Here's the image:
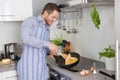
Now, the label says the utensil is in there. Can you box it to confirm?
[57,14,62,29]
[72,16,77,33]
[66,13,71,34]
[76,11,81,27]
[46,50,65,64]
[62,13,66,30]
[54,55,65,64]
[55,52,80,69]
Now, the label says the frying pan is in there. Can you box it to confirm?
[54,52,80,69]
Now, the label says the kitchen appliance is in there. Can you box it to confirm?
[4,43,18,60]
[47,56,107,80]
[58,0,114,8]
[48,66,72,80]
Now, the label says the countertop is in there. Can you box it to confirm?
[46,56,115,80]
[0,57,115,80]
[0,60,17,72]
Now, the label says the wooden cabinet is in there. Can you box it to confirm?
[0,0,33,21]
[1,70,18,80]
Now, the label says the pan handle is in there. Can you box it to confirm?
[53,55,65,64]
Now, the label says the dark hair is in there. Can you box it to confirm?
[42,3,61,14]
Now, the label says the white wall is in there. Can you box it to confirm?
[0,4,114,62]
[0,22,22,51]
[50,6,115,61]
[0,0,59,52]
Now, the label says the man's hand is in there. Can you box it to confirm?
[49,42,58,57]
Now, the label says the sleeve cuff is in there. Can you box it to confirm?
[43,41,49,48]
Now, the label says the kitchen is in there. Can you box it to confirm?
[0,0,119,80]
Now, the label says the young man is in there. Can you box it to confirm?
[17,3,61,80]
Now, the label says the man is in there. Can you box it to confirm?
[17,3,61,80]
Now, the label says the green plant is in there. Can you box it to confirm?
[99,46,115,59]
[50,33,63,46]
[90,3,101,29]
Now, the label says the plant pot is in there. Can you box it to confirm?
[105,57,115,71]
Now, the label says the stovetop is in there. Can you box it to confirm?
[47,56,115,80]
[47,56,105,72]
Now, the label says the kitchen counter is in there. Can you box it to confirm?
[46,56,115,80]
[0,57,115,80]
[0,61,17,72]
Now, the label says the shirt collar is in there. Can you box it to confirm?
[37,15,50,30]
[37,15,44,22]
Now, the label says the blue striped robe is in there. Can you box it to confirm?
[17,16,50,80]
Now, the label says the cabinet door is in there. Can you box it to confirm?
[0,0,33,21]
[2,70,18,80]
[3,77,18,80]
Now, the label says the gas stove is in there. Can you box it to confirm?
[47,56,106,80]
[48,67,73,80]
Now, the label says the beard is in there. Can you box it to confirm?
[44,19,50,26]
[44,16,52,26]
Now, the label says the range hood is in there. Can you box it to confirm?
[58,0,114,8]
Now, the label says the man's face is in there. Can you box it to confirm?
[44,10,60,26]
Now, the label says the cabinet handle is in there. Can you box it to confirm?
[5,75,18,78]
[0,15,14,17]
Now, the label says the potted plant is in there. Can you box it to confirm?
[50,34,63,54]
[50,34,63,46]
[99,46,115,71]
